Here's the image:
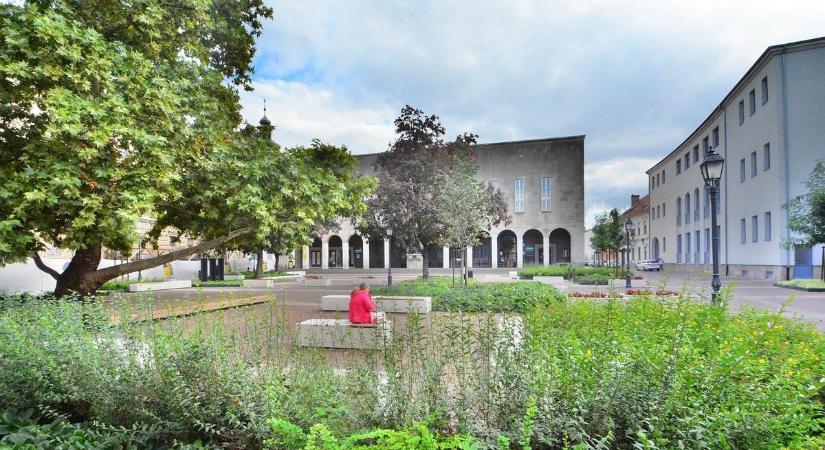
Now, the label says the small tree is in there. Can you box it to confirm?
[436,151,510,286]
[784,160,825,281]
[590,209,623,272]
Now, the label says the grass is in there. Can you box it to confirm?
[517,264,615,279]
[777,279,825,290]
[192,279,244,288]
[237,270,288,278]
[371,276,565,312]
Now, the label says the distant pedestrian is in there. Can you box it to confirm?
[349,283,376,325]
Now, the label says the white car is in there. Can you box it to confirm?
[636,259,663,271]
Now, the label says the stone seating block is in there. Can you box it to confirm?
[534,276,566,284]
[303,278,332,287]
[297,318,392,349]
[243,279,273,289]
[319,295,431,313]
[129,280,191,292]
[509,271,519,279]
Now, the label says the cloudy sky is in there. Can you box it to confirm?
[238,1,825,227]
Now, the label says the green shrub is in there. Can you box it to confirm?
[265,421,477,450]
[193,279,244,288]
[574,273,611,285]
[372,276,565,312]
[100,279,131,291]
[518,265,613,279]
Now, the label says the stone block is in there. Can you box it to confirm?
[303,278,332,287]
[128,280,192,292]
[297,318,392,349]
[243,279,273,289]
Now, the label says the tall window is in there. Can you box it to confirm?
[740,218,746,244]
[763,143,771,171]
[514,179,525,213]
[677,235,682,263]
[761,76,769,104]
[676,197,682,226]
[662,169,666,184]
[751,215,758,242]
[656,173,660,187]
[676,159,682,174]
[764,211,771,241]
[662,203,666,217]
[703,186,710,218]
[751,151,757,177]
[694,230,700,264]
[663,237,666,253]
[701,137,708,155]
[693,145,699,164]
[685,193,691,224]
[686,233,692,263]
[739,100,745,125]
[684,153,690,169]
[740,158,746,182]
[694,188,699,222]
[749,89,756,115]
[540,177,551,212]
[712,127,719,148]
[704,228,710,264]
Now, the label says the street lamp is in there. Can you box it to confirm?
[385,227,393,287]
[700,147,725,305]
[624,219,633,288]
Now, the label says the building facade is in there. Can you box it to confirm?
[620,194,651,264]
[646,37,825,280]
[300,136,586,269]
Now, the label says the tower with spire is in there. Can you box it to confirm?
[258,99,273,139]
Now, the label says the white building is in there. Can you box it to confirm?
[619,194,650,264]
[646,37,825,280]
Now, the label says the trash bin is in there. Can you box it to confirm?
[468,270,474,278]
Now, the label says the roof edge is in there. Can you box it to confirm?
[354,134,586,158]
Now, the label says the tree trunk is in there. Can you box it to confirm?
[821,245,824,282]
[53,244,105,298]
[461,248,467,287]
[422,248,429,278]
[275,254,280,273]
[35,227,254,298]
[254,248,264,279]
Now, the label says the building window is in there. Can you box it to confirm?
[761,76,768,104]
[656,173,660,187]
[694,188,699,222]
[712,127,719,148]
[651,177,655,190]
[694,230,700,264]
[684,153,690,169]
[740,218,746,244]
[685,193,691,224]
[704,228,710,264]
[739,100,745,125]
[703,186,709,219]
[740,158,746,183]
[677,235,682,263]
[662,203,666,217]
[676,159,681,174]
[676,197,682,226]
[763,143,771,171]
[764,211,771,241]
[692,145,699,164]
[749,89,756,115]
[686,233,691,263]
[751,215,758,243]
[663,237,666,253]
[514,179,525,213]
[540,177,551,212]
[661,169,666,184]
[751,151,757,177]
[701,137,709,155]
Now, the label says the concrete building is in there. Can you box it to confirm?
[619,194,651,264]
[300,136,586,270]
[646,37,825,280]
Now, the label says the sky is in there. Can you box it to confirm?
[238,0,825,228]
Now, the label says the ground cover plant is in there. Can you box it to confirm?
[371,276,565,312]
[776,279,825,290]
[1,291,824,449]
[193,279,245,288]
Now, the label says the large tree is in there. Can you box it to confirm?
[436,150,509,285]
[590,209,623,269]
[356,106,483,277]
[0,2,372,296]
[784,160,825,281]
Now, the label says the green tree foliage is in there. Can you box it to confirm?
[436,151,509,285]
[0,1,372,296]
[590,208,623,268]
[358,106,505,277]
[784,160,825,281]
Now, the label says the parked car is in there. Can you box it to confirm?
[636,259,663,271]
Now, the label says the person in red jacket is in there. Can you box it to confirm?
[349,283,377,325]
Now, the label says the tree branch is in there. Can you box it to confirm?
[32,253,60,280]
[94,227,254,281]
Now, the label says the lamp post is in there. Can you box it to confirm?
[385,227,393,287]
[624,219,633,288]
[700,147,725,305]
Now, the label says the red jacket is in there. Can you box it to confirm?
[349,290,376,324]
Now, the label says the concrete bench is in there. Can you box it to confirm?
[320,295,432,313]
[304,278,332,287]
[508,271,519,279]
[297,318,392,349]
[129,280,191,292]
[243,279,273,289]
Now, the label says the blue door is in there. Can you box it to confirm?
[794,246,814,278]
